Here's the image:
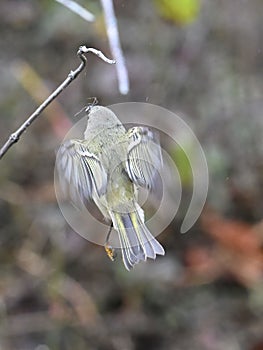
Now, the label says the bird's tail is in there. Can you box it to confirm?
[109,204,165,270]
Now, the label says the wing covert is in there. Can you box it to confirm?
[56,139,107,205]
[126,127,163,189]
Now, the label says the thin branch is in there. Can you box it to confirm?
[12,60,72,139]
[0,46,115,160]
[55,0,95,22]
[100,0,130,95]
[79,46,116,64]
[55,0,129,95]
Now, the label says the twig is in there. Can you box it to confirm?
[79,46,116,64]
[100,0,130,95]
[55,0,95,22]
[12,60,72,138]
[0,46,115,160]
[55,0,129,94]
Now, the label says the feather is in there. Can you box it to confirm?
[56,139,107,207]
[126,127,163,190]
[110,204,165,270]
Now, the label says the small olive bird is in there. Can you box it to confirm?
[56,105,165,270]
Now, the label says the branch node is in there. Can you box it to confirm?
[68,70,75,79]
[10,133,19,143]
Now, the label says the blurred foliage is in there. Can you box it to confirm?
[0,0,263,349]
[171,144,193,186]
[154,0,200,25]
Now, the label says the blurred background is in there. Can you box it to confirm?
[0,0,263,349]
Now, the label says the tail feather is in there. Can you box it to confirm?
[110,205,165,270]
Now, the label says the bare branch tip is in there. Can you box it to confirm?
[77,46,115,65]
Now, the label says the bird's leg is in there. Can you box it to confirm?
[104,223,116,261]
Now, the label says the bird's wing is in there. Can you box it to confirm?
[56,139,107,206]
[125,127,163,190]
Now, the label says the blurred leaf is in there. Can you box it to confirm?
[154,0,200,25]
[170,144,192,186]
[200,209,263,287]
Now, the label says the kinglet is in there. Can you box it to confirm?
[56,105,165,270]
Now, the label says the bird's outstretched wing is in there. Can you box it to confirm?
[126,127,163,190]
[56,139,107,206]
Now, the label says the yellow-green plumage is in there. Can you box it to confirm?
[57,105,165,270]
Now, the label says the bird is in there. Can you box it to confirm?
[56,105,165,270]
